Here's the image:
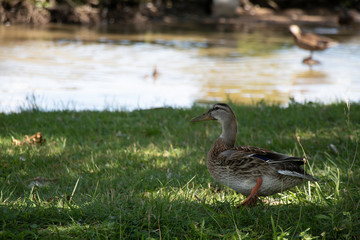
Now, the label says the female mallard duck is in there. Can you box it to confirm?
[289,25,337,64]
[191,103,317,206]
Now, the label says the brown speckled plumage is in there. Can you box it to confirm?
[191,103,318,205]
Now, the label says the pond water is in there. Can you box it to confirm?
[0,22,360,112]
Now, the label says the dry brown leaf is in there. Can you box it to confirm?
[12,132,46,146]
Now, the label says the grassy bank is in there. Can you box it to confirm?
[0,102,359,239]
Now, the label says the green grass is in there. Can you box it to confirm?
[0,101,359,239]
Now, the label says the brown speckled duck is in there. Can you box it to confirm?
[191,103,317,206]
[289,25,337,64]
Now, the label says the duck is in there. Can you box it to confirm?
[191,103,317,206]
[289,25,337,63]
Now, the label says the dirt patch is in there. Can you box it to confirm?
[48,4,99,24]
[233,10,338,27]
[0,0,50,24]
[0,0,99,25]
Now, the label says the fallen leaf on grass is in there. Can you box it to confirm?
[12,132,46,146]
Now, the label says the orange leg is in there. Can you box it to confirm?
[241,177,263,207]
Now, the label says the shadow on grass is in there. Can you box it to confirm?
[1,188,357,239]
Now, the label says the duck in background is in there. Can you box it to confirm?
[289,25,338,65]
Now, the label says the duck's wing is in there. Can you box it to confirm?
[219,146,317,181]
[302,33,337,49]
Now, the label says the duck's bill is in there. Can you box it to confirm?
[190,113,214,122]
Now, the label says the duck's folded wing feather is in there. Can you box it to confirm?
[302,33,337,48]
[233,146,305,164]
[220,146,317,181]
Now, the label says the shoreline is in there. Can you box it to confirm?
[0,0,341,28]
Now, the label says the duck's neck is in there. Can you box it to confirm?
[207,118,237,163]
[219,116,237,148]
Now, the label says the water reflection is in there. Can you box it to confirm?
[0,23,359,112]
[295,70,328,83]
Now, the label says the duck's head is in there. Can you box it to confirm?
[191,103,238,146]
[191,103,235,124]
[289,25,301,38]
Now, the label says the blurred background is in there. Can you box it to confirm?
[1,0,360,112]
